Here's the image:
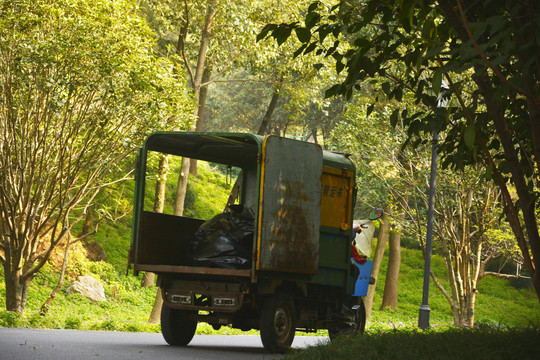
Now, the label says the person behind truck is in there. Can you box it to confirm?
[351,224,367,264]
[351,208,383,264]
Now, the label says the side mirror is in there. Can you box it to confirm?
[368,208,383,221]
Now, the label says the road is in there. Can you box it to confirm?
[0,328,328,360]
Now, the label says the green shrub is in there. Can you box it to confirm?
[0,310,21,327]
[64,316,82,329]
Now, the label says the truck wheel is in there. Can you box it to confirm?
[161,303,197,346]
[328,297,366,340]
[259,294,296,353]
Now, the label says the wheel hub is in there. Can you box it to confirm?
[274,307,290,338]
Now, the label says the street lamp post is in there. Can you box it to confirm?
[418,81,450,330]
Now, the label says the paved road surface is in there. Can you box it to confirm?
[0,328,328,360]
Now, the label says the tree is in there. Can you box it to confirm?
[364,211,389,318]
[141,154,170,289]
[140,0,222,320]
[144,153,170,323]
[0,0,194,313]
[331,88,411,314]
[261,0,540,302]
[380,192,406,311]
[331,83,521,325]
[142,0,259,215]
[432,172,500,326]
[403,164,505,327]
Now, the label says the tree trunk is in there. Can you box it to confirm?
[148,288,163,324]
[438,0,540,302]
[258,90,280,136]
[4,268,23,314]
[226,90,280,206]
[381,193,406,310]
[146,154,171,318]
[150,2,217,323]
[41,236,71,315]
[474,70,540,301]
[380,222,402,310]
[173,157,191,217]
[142,154,169,288]
[310,128,318,143]
[141,272,155,288]
[4,272,32,315]
[189,65,213,176]
[173,0,215,219]
[364,210,390,318]
[154,154,169,214]
[3,243,27,314]
[80,209,93,237]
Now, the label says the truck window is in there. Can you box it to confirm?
[143,151,240,221]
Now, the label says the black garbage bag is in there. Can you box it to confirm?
[189,205,254,269]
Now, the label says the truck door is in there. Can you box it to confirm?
[256,136,322,275]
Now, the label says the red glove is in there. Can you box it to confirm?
[351,246,367,264]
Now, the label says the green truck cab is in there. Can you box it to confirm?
[129,132,373,353]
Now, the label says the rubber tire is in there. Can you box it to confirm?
[160,303,197,346]
[328,297,366,340]
[357,297,367,334]
[259,294,296,353]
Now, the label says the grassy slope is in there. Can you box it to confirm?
[1,163,539,332]
[0,161,236,331]
[369,246,540,329]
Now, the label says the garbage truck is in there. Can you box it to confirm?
[128,132,377,353]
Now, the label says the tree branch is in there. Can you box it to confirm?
[200,78,280,87]
[177,0,194,87]
[526,0,540,80]
[430,268,458,310]
[481,271,522,279]
[455,0,538,100]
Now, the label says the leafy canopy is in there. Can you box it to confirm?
[0,0,194,312]
[260,0,540,300]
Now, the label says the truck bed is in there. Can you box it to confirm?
[134,211,252,278]
[134,263,250,277]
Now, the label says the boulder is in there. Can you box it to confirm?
[66,275,106,302]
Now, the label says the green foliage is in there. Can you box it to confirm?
[285,327,540,360]
[1,233,538,332]
[0,0,196,313]
[0,310,22,327]
[144,155,235,218]
[140,0,345,142]
[1,0,194,138]
[183,163,236,219]
[262,0,540,291]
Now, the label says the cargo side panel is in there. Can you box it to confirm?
[136,211,204,266]
[320,167,354,231]
[257,137,322,275]
[311,167,355,289]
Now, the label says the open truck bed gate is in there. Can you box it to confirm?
[130,132,357,297]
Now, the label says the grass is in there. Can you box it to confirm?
[285,327,540,360]
[0,161,240,333]
[1,162,539,339]
[366,246,540,329]
[2,243,538,334]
